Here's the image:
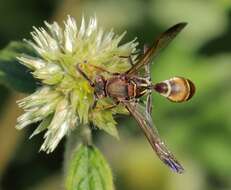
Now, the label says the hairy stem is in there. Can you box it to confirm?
[64,125,92,176]
[80,124,93,146]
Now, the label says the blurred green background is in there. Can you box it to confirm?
[1,0,231,189]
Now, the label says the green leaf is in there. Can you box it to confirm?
[66,144,114,190]
[0,41,37,93]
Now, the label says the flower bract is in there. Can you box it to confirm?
[16,16,138,153]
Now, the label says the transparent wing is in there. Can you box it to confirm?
[127,22,187,75]
[123,101,184,173]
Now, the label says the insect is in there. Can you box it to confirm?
[77,22,195,173]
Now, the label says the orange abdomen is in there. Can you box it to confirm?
[154,77,195,102]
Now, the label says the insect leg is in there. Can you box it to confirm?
[123,45,150,75]
[143,45,153,114]
[146,92,152,114]
[143,44,149,54]
[119,55,134,66]
[87,64,118,75]
[96,99,120,111]
[94,101,120,111]
[119,51,141,73]
[144,63,152,114]
[143,44,151,79]
[76,64,99,109]
[76,63,95,87]
[92,93,98,109]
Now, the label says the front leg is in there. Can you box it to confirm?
[76,63,98,110]
[76,63,95,87]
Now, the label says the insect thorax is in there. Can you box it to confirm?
[105,75,150,100]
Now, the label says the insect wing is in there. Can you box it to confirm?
[127,22,187,75]
[123,101,184,173]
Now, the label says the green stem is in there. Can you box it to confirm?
[80,124,92,146]
[65,125,115,190]
[64,124,92,176]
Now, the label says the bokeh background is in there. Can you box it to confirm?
[1,0,231,189]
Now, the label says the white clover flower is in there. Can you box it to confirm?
[16,16,138,153]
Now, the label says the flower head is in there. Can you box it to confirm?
[16,16,138,153]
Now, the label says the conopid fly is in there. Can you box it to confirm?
[77,22,195,173]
